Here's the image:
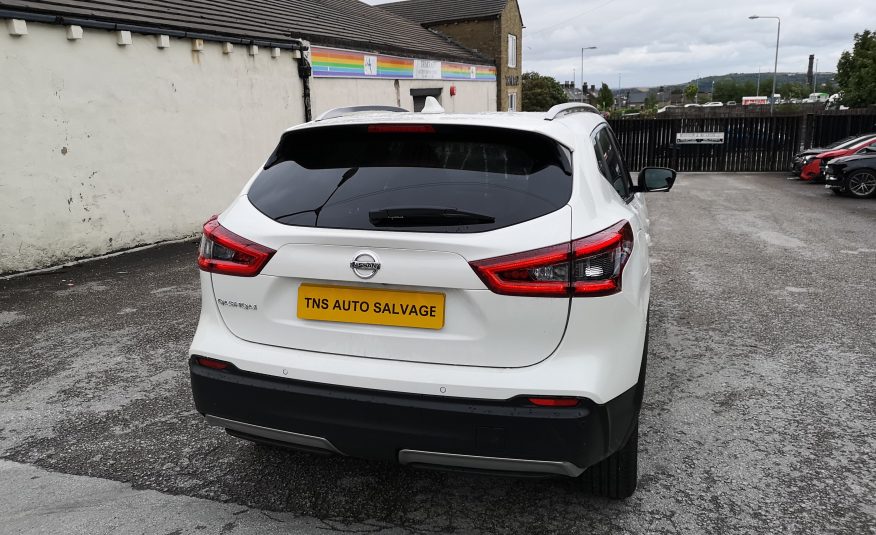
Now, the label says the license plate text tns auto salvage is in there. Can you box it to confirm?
[297,284,445,329]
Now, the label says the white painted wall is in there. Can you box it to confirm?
[0,22,306,273]
[311,78,497,116]
[0,21,498,274]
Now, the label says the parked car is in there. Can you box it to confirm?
[188,100,676,499]
[800,135,876,181]
[684,103,702,108]
[726,101,737,106]
[824,148,876,198]
[702,101,723,107]
[657,105,679,113]
[790,135,861,175]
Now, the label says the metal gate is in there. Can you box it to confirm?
[609,111,876,172]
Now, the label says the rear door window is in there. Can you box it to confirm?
[248,125,573,233]
[592,126,633,199]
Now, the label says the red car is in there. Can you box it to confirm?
[801,135,876,181]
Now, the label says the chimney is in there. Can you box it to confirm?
[807,55,814,88]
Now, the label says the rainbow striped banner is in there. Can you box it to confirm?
[442,62,497,81]
[311,46,496,82]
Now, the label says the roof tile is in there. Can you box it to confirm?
[0,0,489,63]
[379,0,507,25]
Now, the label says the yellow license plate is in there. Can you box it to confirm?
[297,284,445,330]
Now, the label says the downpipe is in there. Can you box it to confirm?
[295,42,313,123]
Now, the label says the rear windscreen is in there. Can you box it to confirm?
[247,124,573,233]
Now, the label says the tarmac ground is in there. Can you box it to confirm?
[1,173,874,534]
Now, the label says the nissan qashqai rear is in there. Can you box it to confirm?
[189,104,674,498]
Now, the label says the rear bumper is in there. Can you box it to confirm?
[190,359,638,476]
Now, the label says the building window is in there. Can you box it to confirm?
[508,92,517,112]
[508,34,517,68]
[410,88,442,112]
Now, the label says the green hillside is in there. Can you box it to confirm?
[618,72,839,101]
[689,72,837,91]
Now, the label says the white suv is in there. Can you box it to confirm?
[189,101,675,498]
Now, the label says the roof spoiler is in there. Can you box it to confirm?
[544,103,600,121]
[315,106,409,122]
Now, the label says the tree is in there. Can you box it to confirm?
[644,92,658,110]
[684,83,698,103]
[761,76,776,97]
[740,81,758,99]
[836,29,876,107]
[712,79,738,103]
[821,81,838,95]
[596,83,614,110]
[778,82,808,99]
[521,72,567,111]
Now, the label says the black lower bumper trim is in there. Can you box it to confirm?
[189,358,639,474]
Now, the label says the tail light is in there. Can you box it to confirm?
[470,221,633,297]
[198,216,275,277]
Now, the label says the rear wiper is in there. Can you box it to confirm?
[369,207,495,227]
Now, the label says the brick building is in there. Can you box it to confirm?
[381,0,523,111]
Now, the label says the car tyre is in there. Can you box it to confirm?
[846,170,876,198]
[580,421,638,499]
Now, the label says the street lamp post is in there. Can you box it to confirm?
[580,46,597,99]
[749,15,781,114]
[756,66,761,96]
[617,73,622,109]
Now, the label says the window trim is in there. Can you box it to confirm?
[590,125,635,203]
[507,34,517,68]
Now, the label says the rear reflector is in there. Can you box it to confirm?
[470,221,633,297]
[368,124,436,134]
[198,216,275,277]
[195,356,230,370]
[528,397,579,407]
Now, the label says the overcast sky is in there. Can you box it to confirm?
[365,0,870,88]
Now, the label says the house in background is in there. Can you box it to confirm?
[561,81,585,103]
[625,89,651,109]
[381,0,523,111]
[561,82,600,107]
[582,83,600,107]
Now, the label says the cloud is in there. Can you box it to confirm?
[365,0,867,86]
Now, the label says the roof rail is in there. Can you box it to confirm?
[315,105,409,122]
[544,103,600,121]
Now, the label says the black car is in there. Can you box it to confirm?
[790,135,866,176]
[824,147,876,198]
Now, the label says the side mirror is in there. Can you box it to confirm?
[637,167,676,192]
